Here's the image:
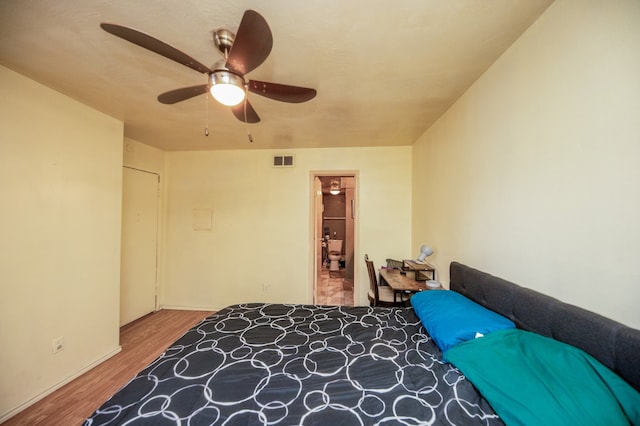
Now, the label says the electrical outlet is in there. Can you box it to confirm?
[262,283,270,292]
[52,336,64,354]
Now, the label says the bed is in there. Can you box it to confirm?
[84,262,640,425]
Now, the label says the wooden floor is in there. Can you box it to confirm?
[4,309,212,426]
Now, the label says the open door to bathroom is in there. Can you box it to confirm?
[311,173,357,306]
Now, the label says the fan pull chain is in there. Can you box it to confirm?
[204,90,209,136]
[244,87,253,143]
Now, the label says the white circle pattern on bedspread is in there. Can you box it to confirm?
[84,303,503,425]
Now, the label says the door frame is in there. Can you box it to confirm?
[309,171,359,305]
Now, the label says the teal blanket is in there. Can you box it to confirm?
[444,329,640,426]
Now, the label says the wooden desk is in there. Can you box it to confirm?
[379,268,432,303]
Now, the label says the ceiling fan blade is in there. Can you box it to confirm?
[248,80,317,103]
[231,100,260,123]
[225,10,273,75]
[158,85,209,104]
[100,23,211,74]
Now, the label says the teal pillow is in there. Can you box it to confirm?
[444,329,640,425]
[410,290,515,352]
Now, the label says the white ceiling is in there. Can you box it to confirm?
[0,0,553,151]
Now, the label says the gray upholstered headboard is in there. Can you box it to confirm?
[450,261,640,392]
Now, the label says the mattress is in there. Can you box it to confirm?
[85,303,502,425]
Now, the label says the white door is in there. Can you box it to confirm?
[120,167,159,326]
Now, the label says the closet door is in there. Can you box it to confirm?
[120,167,159,326]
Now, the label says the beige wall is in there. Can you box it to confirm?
[163,147,412,310]
[412,0,640,328]
[123,137,166,173]
[0,66,124,419]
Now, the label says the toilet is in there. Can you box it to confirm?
[327,239,343,272]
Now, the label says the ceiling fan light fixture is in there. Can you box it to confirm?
[209,71,246,106]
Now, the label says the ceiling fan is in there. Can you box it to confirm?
[100,10,316,124]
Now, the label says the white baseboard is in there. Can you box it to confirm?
[159,304,221,312]
[0,346,122,424]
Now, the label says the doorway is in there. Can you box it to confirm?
[312,173,357,306]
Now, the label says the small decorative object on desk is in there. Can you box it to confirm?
[426,280,441,288]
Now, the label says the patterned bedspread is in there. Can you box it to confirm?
[85,304,502,425]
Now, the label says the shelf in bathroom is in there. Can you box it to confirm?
[324,217,346,220]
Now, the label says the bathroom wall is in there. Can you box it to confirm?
[323,193,346,246]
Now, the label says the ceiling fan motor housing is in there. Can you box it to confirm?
[213,28,235,55]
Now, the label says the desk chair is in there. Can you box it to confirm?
[365,254,408,307]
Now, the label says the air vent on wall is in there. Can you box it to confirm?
[273,155,294,168]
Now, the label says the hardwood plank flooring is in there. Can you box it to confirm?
[4,309,212,426]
